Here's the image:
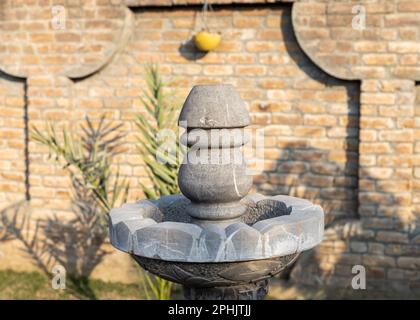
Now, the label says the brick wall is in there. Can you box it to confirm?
[0,0,419,293]
[94,6,360,223]
[0,75,26,204]
[291,0,420,294]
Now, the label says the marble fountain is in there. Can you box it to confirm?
[109,84,324,300]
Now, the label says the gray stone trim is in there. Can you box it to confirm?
[109,194,324,262]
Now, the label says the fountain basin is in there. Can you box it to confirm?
[109,193,323,263]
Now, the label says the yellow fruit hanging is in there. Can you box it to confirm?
[194,30,221,52]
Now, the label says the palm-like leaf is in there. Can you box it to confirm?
[135,63,183,300]
[13,115,130,299]
[136,63,182,200]
[30,116,128,214]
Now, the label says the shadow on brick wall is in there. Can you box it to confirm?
[179,39,207,61]
[0,198,108,299]
[262,10,419,297]
[256,10,360,223]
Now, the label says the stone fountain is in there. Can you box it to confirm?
[109,84,324,300]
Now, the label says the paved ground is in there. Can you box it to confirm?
[268,279,419,300]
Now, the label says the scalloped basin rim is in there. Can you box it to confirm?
[109,193,324,263]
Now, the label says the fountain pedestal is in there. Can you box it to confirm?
[109,84,324,300]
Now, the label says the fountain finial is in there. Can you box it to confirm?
[178,84,252,225]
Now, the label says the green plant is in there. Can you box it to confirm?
[135,63,183,300]
[1,116,128,299]
[135,263,173,300]
[136,64,181,199]
[31,116,128,214]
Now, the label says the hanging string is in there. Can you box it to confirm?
[201,0,214,31]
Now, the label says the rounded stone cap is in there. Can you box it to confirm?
[178,84,250,129]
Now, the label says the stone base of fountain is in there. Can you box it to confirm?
[183,280,269,300]
[134,253,299,300]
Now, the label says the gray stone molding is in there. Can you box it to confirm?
[109,193,324,262]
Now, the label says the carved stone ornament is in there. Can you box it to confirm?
[109,84,324,300]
